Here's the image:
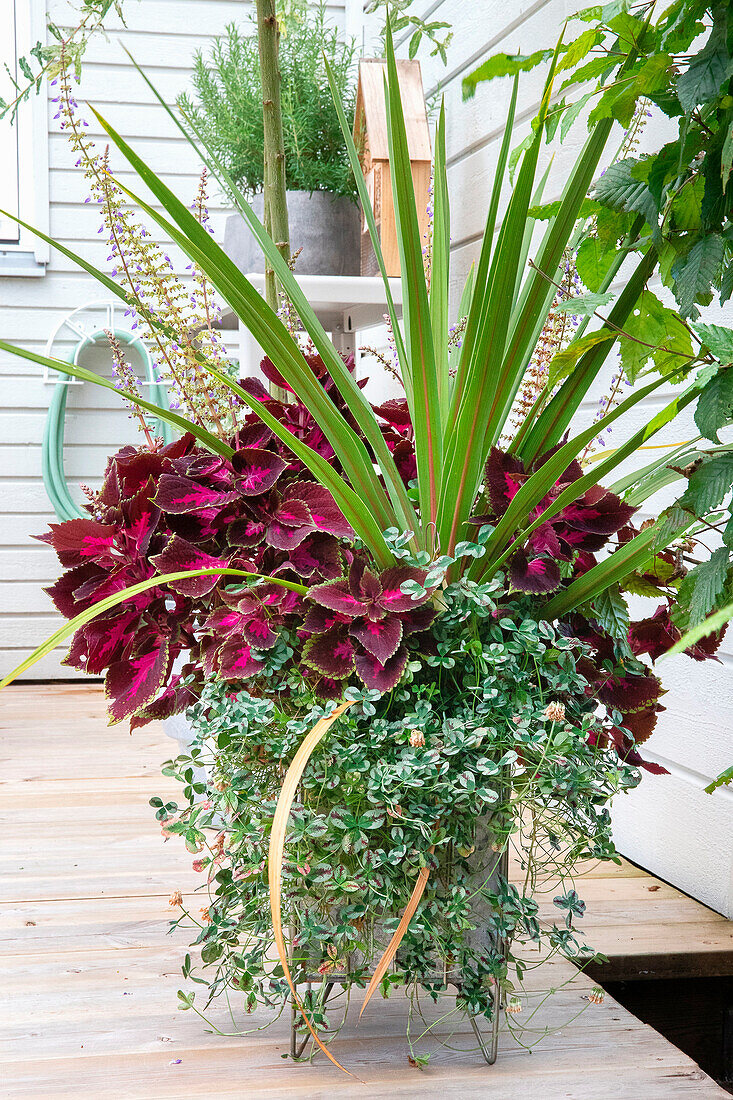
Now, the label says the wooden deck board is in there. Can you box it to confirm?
[0,684,729,1097]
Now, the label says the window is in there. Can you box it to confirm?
[0,0,49,274]
[0,3,21,244]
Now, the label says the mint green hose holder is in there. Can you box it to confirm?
[42,328,173,521]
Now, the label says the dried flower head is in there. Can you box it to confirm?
[409,729,426,748]
[588,986,605,1005]
[200,906,212,923]
[506,996,522,1015]
[544,701,566,722]
[169,890,183,908]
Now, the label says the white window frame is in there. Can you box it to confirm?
[0,0,49,275]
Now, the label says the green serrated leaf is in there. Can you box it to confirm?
[462,49,552,98]
[681,451,733,514]
[677,547,730,626]
[692,323,733,365]
[676,19,733,113]
[547,330,616,387]
[694,367,733,443]
[592,159,659,240]
[555,290,615,316]
[591,585,630,639]
[672,234,725,318]
[620,290,693,382]
[576,234,618,292]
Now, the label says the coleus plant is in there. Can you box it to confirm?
[2,22,731,714]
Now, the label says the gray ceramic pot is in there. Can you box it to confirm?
[223,190,360,277]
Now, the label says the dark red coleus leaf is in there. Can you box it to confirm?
[374,398,413,429]
[63,607,142,675]
[350,615,403,663]
[284,533,343,580]
[509,550,561,594]
[598,671,665,714]
[228,515,267,548]
[149,535,228,597]
[376,566,427,613]
[628,606,680,662]
[129,671,200,730]
[485,448,526,515]
[355,646,408,693]
[294,482,354,539]
[561,485,636,536]
[266,498,314,550]
[620,703,665,745]
[217,636,266,680]
[232,446,288,496]
[302,605,350,633]
[303,627,355,679]
[37,519,118,569]
[45,563,104,617]
[308,578,368,617]
[106,634,170,723]
[399,604,437,636]
[528,522,563,558]
[154,473,239,515]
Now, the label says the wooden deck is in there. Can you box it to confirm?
[1,683,730,1098]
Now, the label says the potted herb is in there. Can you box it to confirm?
[4,7,733,1069]
[179,4,360,276]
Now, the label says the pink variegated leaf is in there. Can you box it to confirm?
[399,605,437,636]
[129,671,200,730]
[560,486,636,536]
[217,636,266,680]
[121,480,160,556]
[154,473,239,515]
[307,578,368,618]
[528,522,563,558]
[377,567,428,613]
[284,533,343,580]
[232,446,288,496]
[266,517,315,551]
[509,550,561,594]
[292,482,354,539]
[302,627,355,679]
[228,515,267,548]
[149,535,228,597]
[351,616,402,663]
[62,608,142,674]
[355,646,408,693]
[37,518,118,569]
[240,615,278,650]
[302,605,351,633]
[105,634,170,723]
[485,448,526,516]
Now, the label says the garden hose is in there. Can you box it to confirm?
[42,328,173,521]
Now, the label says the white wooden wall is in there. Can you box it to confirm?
[0,0,349,681]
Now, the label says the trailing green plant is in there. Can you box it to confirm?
[178,5,358,202]
[158,578,638,1061]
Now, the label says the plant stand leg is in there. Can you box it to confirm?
[290,980,336,1060]
[470,842,510,1064]
[290,980,312,1059]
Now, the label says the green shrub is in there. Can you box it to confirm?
[178,5,357,200]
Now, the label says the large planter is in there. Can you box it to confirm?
[223,190,360,276]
